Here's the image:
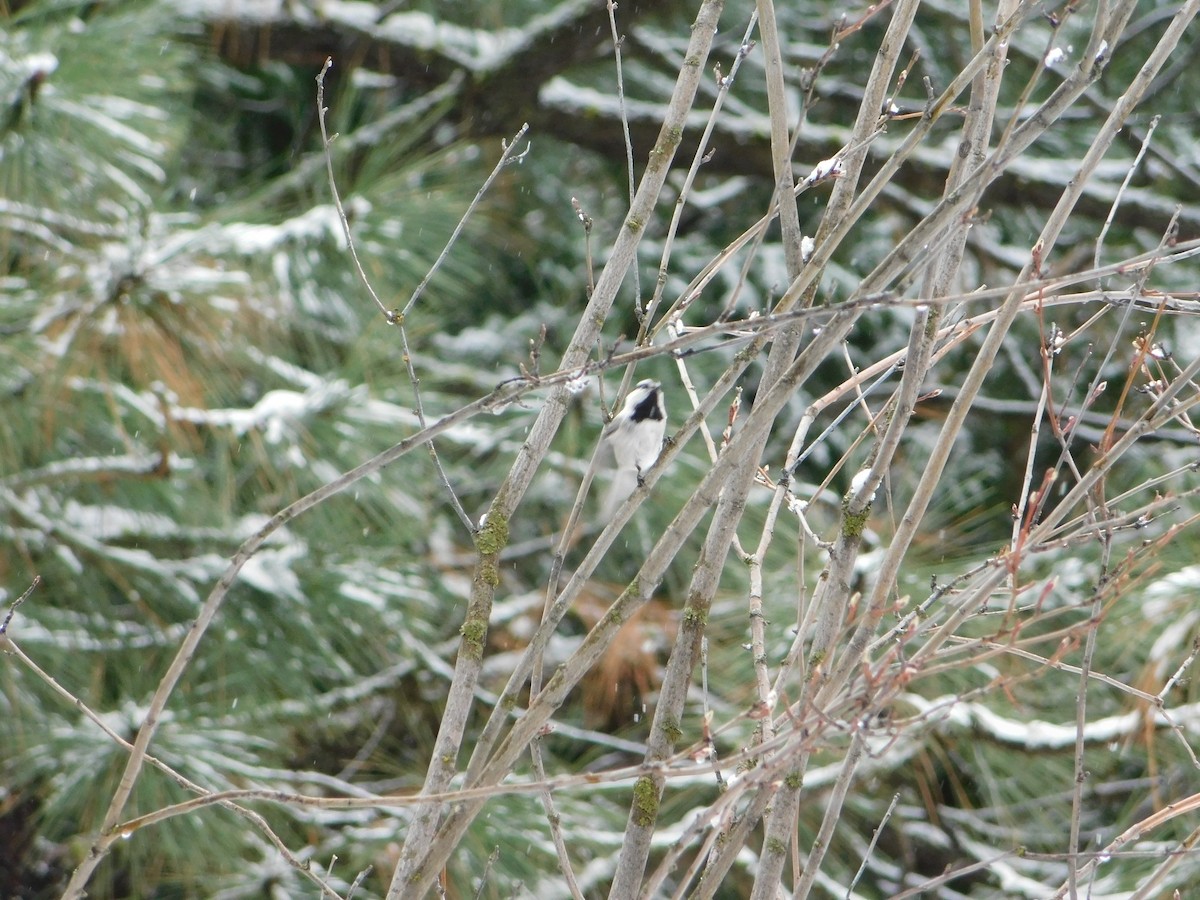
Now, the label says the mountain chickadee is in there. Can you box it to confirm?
[601,379,666,516]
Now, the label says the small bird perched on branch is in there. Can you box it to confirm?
[601,379,666,518]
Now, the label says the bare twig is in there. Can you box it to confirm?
[1094,113,1161,275]
[847,792,900,898]
[400,122,531,321]
[0,575,39,635]
[314,57,490,534]
[315,59,393,324]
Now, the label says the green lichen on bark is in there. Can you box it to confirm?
[632,775,660,827]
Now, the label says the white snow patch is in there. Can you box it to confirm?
[63,501,178,541]
[239,544,306,601]
[21,52,59,78]
[375,12,521,68]
[318,0,379,30]
[207,201,368,255]
[172,380,357,442]
[803,156,843,185]
[849,466,874,502]
[800,235,815,262]
[339,582,387,610]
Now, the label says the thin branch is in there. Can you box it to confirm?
[315,57,489,534]
[399,121,532,321]
[608,0,636,209]
[315,59,393,324]
[0,575,40,635]
[1067,571,1111,897]
[846,792,899,898]
[529,738,585,900]
[1094,113,1161,275]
